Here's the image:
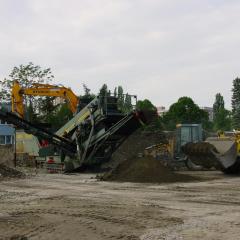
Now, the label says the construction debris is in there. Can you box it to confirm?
[100,156,198,183]
[0,164,25,180]
[0,145,15,167]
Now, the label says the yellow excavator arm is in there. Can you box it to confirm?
[11,80,79,118]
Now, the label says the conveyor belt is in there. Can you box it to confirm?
[0,109,76,156]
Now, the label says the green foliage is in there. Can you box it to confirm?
[0,62,75,131]
[99,84,108,97]
[52,104,73,130]
[39,97,56,114]
[136,99,162,131]
[162,97,209,130]
[80,84,95,107]
[124,93,133,112]
[26,101,38,122]
[213,93,224,118]
[38,96,57,122]
[214,109,232,131]
[83,84,91,97]
[114,87,117,97]
[232,78,240,129]
[0,62,54,101]
[136,99,157,111]
[142,116,164,131]
[39,103,73,131]
[213,93,231,131]
[117,86,124,111]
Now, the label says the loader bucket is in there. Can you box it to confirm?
[182,142,220,169]
[182,137,240,174]
[206,137,240,174]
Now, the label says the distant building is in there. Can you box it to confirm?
[0,120,15,145]
[202,107,214,122]
[0,103,15,145]
[157,106,167,116]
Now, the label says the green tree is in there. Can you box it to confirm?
[163,97,209,130]
[0,62,54,120]
[214,109,231,131]
[83,83,91,97]
[51,103,73,130]
[80,84,95,108]
[213,93,231,131]
[117,86,124,111]
[0,62,54,101]
[124,93,133,112]
[114,87,117,97]
[99,84,108,97]
[136,99,157,111]
[213,93,224,119]
[136,99,163,131]
[26,101,38,122]
[232,78,240,129]
[39,96,57,122]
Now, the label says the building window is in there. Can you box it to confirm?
[0,135,13,145]
[0,136,5,144]
[6,135,12,144]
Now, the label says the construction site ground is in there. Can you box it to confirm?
[0,171,240,240]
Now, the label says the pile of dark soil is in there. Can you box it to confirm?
[101,156,198,183]
[101,129,168,170]
[0,164,25,179]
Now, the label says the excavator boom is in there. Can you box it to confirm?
[11,81,78,118]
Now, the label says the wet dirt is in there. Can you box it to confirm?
[0,171,240,240]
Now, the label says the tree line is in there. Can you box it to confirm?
[0,62,239,132]
[141,78,239,132]
[0,63,136,130]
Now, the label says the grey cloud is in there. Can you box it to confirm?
[0,0,239,109]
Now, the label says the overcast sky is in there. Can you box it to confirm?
[0,0,239,109]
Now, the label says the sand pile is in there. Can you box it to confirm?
[0,164,25,179]
[101,156,198,183]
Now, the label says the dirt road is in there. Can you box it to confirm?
[0,172,240,240]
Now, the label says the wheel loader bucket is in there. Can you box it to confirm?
[182,137,240,174]
[206,137,237,169]
[182,141,220,169]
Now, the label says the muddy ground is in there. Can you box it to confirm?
[0,171,240,240]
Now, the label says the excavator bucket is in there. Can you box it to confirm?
[182,137,240,174]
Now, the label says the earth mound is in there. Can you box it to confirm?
[101,156,198,183]
[101,130,168,170]
[0,164,26,179]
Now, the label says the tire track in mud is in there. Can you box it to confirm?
[2,172,238,240]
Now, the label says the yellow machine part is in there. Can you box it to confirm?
[11,80,79,118]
